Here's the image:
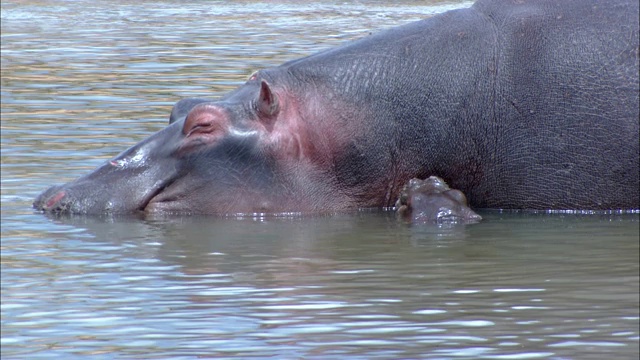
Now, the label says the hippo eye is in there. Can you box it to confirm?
[186,121,224,138]
[248,71,259,81]
[183,104,229,139]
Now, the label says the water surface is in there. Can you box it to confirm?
[2,0,638,358]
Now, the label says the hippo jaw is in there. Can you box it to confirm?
[33,157,180,215]
[34,180,168,214]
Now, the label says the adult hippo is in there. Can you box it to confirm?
[34,0,639,215]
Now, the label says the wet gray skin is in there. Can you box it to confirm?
[396,176,482,224]
[34,0,639,215]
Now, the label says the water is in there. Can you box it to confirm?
[2,0,638,358]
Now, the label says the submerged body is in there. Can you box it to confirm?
[34,0,639,215]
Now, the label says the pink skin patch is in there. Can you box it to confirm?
[45,191,66,208]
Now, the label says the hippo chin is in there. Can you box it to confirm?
[34,0,639,215]
[396,177,482,224]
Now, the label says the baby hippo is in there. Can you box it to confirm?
[396,176,482,224]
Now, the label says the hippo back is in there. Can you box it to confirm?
[473,0,639,208]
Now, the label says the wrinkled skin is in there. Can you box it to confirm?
[34,0,639,215]
[396,177,482,224]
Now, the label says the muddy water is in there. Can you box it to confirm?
[1,0,638,358]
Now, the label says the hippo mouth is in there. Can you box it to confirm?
[137,183,169,213]
[33,177,177,215]
[139,181,180,213]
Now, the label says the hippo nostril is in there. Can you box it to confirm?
[45,190,66,209]
[34,188,74,213]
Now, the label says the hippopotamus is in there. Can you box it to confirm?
[396,176,482,224]
[33,0,639,215]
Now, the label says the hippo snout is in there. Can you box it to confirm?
[35,184,105,214]
[33,186,79,213]
[35,183,125,214]
[34,176,167,214]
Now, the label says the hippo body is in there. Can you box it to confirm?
[397,177,482,224]
[34,0,639,214]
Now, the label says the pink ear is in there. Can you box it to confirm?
[257,80,279,119]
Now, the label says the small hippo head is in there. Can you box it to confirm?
[396,176,482,224]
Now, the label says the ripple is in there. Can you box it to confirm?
[413,309,448,315]
[548,340,626,347]
[2,0,639,359]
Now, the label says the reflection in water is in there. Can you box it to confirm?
[1,0,638,358]
[3,211,638,358]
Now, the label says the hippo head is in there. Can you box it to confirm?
[34,72,356,215]
[395,176,482,224]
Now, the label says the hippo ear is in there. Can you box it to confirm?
[256,80,280,122]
